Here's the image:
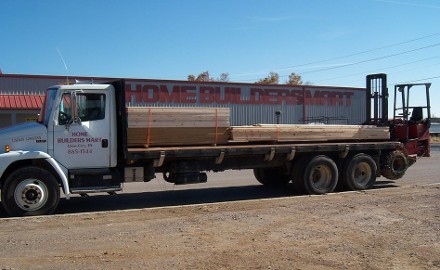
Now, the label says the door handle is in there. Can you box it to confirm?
[102,139,108,148]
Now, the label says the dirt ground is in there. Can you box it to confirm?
[0,182,439,270]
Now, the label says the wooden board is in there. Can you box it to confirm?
[127,127,230,147]
[230,124,390,142]
[127,107,229,128]
[126,107,389,147]
[127,107,230,147]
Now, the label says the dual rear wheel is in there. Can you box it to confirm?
[342,153,377,190]
[255,153,377,195]
[253,167,291,187]
[293,155,338,194]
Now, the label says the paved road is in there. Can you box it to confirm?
[1,147,438,217]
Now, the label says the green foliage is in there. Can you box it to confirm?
[188,71,310,85]
[286,72,303,85]
[255,72,279,85]
[187,71,230,82]
[256,72,311,85]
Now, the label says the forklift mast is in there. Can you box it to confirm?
[366,73,389,126]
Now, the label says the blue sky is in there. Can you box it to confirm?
[1,0,439,115]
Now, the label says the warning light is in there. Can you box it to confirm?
[5,145,10,153]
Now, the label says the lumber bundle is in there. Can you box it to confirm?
[127,107,230,147]
[230,124,390,142]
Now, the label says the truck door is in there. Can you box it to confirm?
[52,91,111,169]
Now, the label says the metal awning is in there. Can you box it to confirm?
[0,94,44,110]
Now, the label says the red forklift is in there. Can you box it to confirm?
[366,74,431,179]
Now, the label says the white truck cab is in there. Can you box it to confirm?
[0,83,118,216]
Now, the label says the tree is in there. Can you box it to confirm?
[187,71,230,82]
[187,74,196,81]
[188,71,212,82]
[255,72,279,85]
[217,73,230,82]
[285,72,303,85]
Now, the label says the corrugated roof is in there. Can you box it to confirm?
[0,94,44,110]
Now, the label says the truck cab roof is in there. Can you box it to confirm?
[52,83,112,91]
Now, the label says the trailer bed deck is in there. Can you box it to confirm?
[126,141,404,161]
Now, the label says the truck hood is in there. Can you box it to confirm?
[0,122,48,154]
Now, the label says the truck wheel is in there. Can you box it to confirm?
[381,150,408,180]
[253,168,291,187]
[342,153,377,190]
[302,155,338,195]
[291,156,310,193]
[1,166,60,216]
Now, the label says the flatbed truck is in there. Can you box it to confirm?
[0,74,431,216]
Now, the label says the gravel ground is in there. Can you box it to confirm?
[0,183,439,270]
[1,144,439,269]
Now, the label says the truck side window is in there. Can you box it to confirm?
[58,93,72,125]
[58,93,106,125]
[77,94,106,121]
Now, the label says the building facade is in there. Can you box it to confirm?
[0,73,368,128]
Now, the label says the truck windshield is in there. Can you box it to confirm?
[38,88,58,126]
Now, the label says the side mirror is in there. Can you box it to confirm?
[71,91,82,126]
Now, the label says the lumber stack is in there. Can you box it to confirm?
[127,107,230,147]
[230,124,390,142]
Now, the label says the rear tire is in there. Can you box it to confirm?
[343,153,377,190]
[301,155,338,195]
[253,168,291,187]
[291,156,310,193]
[1,166,60,216]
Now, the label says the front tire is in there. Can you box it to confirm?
[1,166,60,216]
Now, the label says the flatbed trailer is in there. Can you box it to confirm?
[127,141,404,161]
[0,74,431,216]
[126,141,407,176]
[123,139,412,193]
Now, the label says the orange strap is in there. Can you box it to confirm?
[214,108,219,146]
[147,108,152,147]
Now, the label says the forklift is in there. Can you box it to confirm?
[366,73,431,157]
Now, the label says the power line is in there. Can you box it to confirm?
[242,42,440,82]
[315,56,440,83]
[287,42,440,76]
[233,31,440,78]
[391,75,440,86]
[277,32,440,71]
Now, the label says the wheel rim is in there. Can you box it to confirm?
[392,155,407,173]
[352,161,372,186]
[310,165,332,190]
[14,179,49,211]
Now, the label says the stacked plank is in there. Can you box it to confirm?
[127,107,230,147]
[230,124,390,142]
